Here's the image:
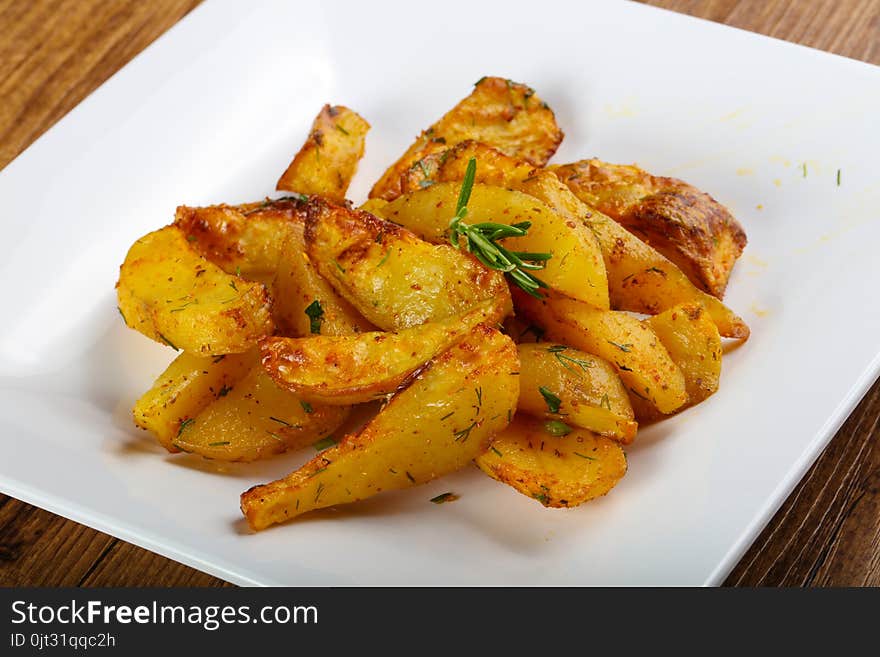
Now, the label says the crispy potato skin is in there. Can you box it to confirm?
[412,141,748,339]
[241,326,519,529]
[378,182,609,309]
[517,343,637,443]
[550,159,747,298]
[133,350,256,452]
[174,365,350,462]
[514,289,688,415]
[370,77,562,200]
[174,198,306,280]
[116,226,274,355]
[476,414,627,507]
[260,300,503,405]
[305,197,511,331]
[276,105,370,201]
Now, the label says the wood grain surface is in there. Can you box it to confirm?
[0,0,878,587]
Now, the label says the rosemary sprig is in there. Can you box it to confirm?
[448,158,552,298]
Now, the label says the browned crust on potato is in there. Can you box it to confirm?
[370,77,563,201]
[551,159,747,298]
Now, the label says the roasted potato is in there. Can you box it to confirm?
[261,300,503,405]
[276,105,370,201]
[271,217,375,337]
[514,289,688,415]
[241,325,519,529]
[550,159,747,298]
[174,198,305,283]
[377,183,609,309]
[174,365,350,462]
[407,141,749,339]
[116,226,274,355]
[133,350,256,452]
[305,197,511,331]
[476,414,627,507]
[370,77,562,200]
[645,302,722,411]
[516,343,637,443]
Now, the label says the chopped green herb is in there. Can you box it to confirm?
[314,482,325,503]
[490,446,503,458]
[269,416,295,427]
[186,234,197,242]
[376,250,391,268]
[544,420,572,437]
[333,260,346,274]
[533,492,550,504]
[607,340,633,352]
[539,386,562,414]
[418,179,435,189]
[218,385,232,397]
[117,306,128,325]
[313,436,336,451]
[265,430,284,442]
[802,162,807,177]
[547,345,593,374]
[278,193,309,203]
[177,418,195,437]
[599,393,611,410]
[158,333,179,351]
[208,441,230,447]
[439,411,455,421]
[305,299,324,334]
[211,355,226,364]
[430,492,458,504]
[300,400,313,414]
[453,421,477,442]
[837,168,841,186]
[406,471,416,483]
[335,124,350,136]
[574,452,596,461]
[229,280,238,292]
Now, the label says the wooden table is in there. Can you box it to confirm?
[1,0,878,587]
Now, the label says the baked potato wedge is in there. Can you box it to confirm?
[174,365,349,462]
[476,414,627,507]
[305,197,511,331]
[133,350,256,452]
[408,141,748,339]
[241,325,519,529]
[370,77,562,200]
[271,218,375,337]
[261,300,502,405]
[550,159,747,298]
[640,302,722,419]
[516,343,637,443]
[276,105,370,202]
[174,197,305,282]
[116,226,274,355]
[376,183,609,309]
[514,290,688,415]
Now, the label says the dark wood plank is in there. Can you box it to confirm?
[0,0,878,587]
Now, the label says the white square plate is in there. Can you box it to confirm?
[2,0,879,586]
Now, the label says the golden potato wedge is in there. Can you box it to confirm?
[133,350,256,452]
[476,414,627,507]
[370,77,562,200]
[305,197,511,331]
[241,325,519,529]
[516,343,637,443]
[276,105,370,201]
[271,219,375,337]
[646,302,722,407]
[550,159,747,298]
[410,141,749,339]
[514,289,688,415]
[261,300,502,405]
[174,197,306,281]
[116,226,274,355]
[174,365,349,462]
[377,183,609,309]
